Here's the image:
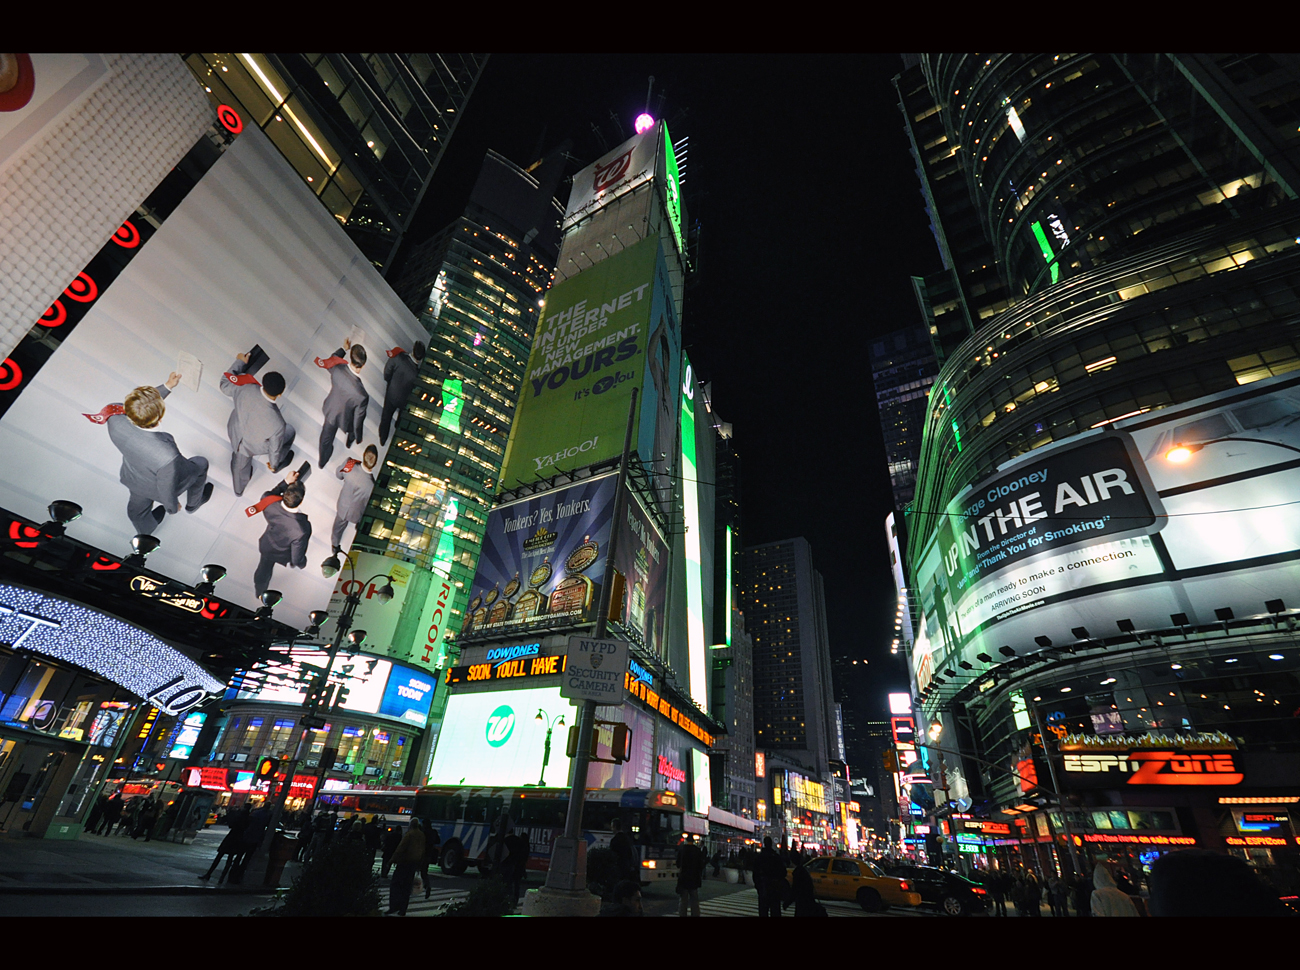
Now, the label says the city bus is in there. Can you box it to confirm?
[313,785,686,879]
[420,786,685,879]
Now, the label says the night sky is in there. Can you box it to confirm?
[405,55,944,717]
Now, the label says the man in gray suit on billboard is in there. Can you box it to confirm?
[316,339,368,468]
[379,341,424,445]
[86,373,214,535]
[330,444,378,556]
[246,469,311,597]
[221,353,295,497]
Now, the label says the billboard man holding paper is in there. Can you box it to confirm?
[84,371,214,535]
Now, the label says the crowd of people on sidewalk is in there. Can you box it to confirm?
[83,790,181,842]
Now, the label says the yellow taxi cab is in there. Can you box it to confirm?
[792,856,923,912]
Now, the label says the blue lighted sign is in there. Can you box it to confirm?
[378,665,436,725]
[628,658,654,688]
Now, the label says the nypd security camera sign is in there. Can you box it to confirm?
[561,636,628,703]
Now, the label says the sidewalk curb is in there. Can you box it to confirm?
[0,885,280,896]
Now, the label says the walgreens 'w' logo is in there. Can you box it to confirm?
[593,149,633,192]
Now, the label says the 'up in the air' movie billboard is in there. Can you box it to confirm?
[913,372,1300,686]
[498,235,681,493]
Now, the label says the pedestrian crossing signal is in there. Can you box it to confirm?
[256,756,279,781]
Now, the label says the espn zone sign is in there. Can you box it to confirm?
[1064,750,1243,786]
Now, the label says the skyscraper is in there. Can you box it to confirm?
[348,149,566,675]
[739,537,836,776]
[898,54,1300,868]
[869,324,940,511]
[183,53,488,272]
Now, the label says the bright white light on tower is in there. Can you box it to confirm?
[634,113,655,134]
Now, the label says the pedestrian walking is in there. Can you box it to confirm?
[675,834,705,917]
[756,836,786,917]
[387,818,426,916]
[131,798,158,840]
[609,818,639,884]
[297,815,313,862]
[85,794,108,836]
[363,815,382,870]
[425,821,442,883]
[1023,871,1042,916]
[1071,871,1091,916]
[503,826,529,903]
[309,811,333,863]
[381,820,402,878]
[199,806,249,883]
[786,857,827,917]
[99,792,123,835]
[989,871,1007,916]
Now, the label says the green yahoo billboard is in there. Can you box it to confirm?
[501,235,680,491]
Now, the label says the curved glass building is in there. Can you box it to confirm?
[895,54,1300,884]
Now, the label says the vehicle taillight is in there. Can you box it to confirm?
[972,887,987,894]
[642,860,656,869]
[898,881,909,891]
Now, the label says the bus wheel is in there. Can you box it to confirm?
[441,841,468,876]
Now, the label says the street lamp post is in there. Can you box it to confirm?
[535,709,566,787]
[244,564,394,886]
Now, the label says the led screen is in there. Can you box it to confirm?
[690,749,711,815]
[913,373,1300,685]
[427,686,573,789]
[0,126,423,630]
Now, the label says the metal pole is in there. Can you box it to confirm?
[546,388,638,892]
[1031,703,1083,877]
[245,582,364,885]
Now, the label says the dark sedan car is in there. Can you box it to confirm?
[881,864,990,916]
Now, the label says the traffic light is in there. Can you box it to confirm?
[610,724,632,764]
[256,756,279,783]
[882,750,899,772]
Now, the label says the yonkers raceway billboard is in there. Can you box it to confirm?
[913,373,1300,686]
[461,472,668,648]
[498,234,682,495]
[0,126,423,630]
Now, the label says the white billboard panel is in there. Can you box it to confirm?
[427,686,573,789]
[562,128,658,230]
[0,126,424,629]
[915,373,1300,677]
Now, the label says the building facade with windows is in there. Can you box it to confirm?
[738,537,837,781]
[898,54,1300,882]
[184,53,488,272]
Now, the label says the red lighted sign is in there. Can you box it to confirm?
[1225,835,1288,847]
[183,766,231,790]
[1082,833,1196,846]
[657,754,686,784]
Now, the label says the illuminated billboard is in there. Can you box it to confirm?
[427,686,573,788]
[228,649,435,726]
[0,126,423,630]
[498,236,681,493]
[914,373,1300,681]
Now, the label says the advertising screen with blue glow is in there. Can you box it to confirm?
[378,665,436,725]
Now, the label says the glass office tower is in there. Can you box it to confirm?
[183,53,488,272]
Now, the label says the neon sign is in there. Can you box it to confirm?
[1063,750,1244,786]
[1082,833,1196,845]
[657,754,686,784]
[1225,835,1287,846]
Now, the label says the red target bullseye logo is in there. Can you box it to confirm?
[64,272,98,303]
[217,104,243,134]
[112,221,141,248]
[0,358,22,392]
[40,300,67,328]
[90,555,121,571]
[8,521,40,549]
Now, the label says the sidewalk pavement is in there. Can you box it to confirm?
[0,826,293,894]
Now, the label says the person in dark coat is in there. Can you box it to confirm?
[316,340,368,467]
[199,806,249,882]
[503,827,529,902]
[1071,871,1092,916]
[387,819,426,916]
[675,835,705,917]
[85,794,108,835]
[363,816,383,869]
[131,798,158,840]
[422,819,443,898]
[609,818,638,884]
[1148,848,1294,917]
[247,470,311,597]
[786,857,824,916]
[756,837,786,917]
[378,342,424,446]
[381,821,403,878]
[98,792,123,835]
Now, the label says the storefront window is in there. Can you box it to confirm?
[240,717,263,747]
[267,718,296,754]
[337,726,365,766]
